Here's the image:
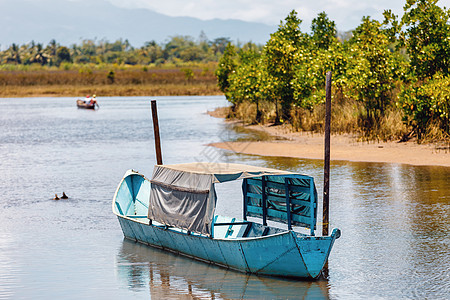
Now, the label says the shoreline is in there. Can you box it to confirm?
[210,122,450,168]
[0,84,221,98]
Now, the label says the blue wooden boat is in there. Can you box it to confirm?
[112,162,340,279]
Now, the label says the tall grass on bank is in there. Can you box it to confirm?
[226,97,410,142]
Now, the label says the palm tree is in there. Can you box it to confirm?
[6,43,22,64]
[30,43,50,65]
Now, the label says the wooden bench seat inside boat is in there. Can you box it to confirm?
[213,215,286,239]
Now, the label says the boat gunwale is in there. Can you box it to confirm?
[114,213,338,245]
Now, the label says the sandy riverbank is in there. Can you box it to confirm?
[210,122,450,167]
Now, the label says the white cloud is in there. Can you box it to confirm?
[107,0,449,31]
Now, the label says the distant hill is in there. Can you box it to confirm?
[0,0,276,48]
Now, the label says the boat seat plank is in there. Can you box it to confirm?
[213,222,250,226]
[213,215,251,239]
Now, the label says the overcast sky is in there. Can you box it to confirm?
[107,0,450,32]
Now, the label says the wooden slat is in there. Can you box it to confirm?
[247,197,315,215]
[285,178,292,230]
[246,192,262,200]
[246,206,312,227]
[266,194,313,208]
[244,174,317,231]
[243,178,248,221]
[248,178,311,195]
[247,206,263,215]
[266,208,312,226]
[262,176,267,226]
[213,222,250,226]
[247,198,317,214]
[265,180,311,194]
[224,218,235,238]
[309,178,316,235]
[246,178,262,186]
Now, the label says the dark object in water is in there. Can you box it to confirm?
[61,192,68,199]
[53,194,60,200]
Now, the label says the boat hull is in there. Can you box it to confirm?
[116,214,339,279]
[76,99,96,109]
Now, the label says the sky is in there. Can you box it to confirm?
[106,0,450,32]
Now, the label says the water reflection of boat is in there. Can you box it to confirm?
[112,163,340,279]
[117,238,330,299]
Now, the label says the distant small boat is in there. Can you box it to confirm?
[76,99,98,109]
[113,163,341,279]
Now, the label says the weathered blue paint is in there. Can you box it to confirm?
[113,170,340,279]
[243,175,318,235]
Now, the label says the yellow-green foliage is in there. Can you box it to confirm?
[217,2,450,142]
[399,73,450,141]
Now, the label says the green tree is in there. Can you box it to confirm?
[263,10,307,122]
[142,40,163,64]
[399,73,450,140]
[45,39,58,65]
[215,43,237,99]
[5,43,22,64]
[292,41,347,110]
[227,49,263,122]
[164,35,204,62]
[311,12,337,50]
[56,46,72,65]
[384,0,450,140]
[293,13,343,110]
[29,43,49,65]
[212,37,232,55]
[396,0,450,79]
[345,17,399,130]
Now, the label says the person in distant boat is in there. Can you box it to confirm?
[89,94,97,106]
[85,94,91,103]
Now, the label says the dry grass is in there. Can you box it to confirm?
[226,101,277,125]
[0,64,217,84]
[228,97,413,142]
[368,108,409,142]
[0,66,220,97]
[420,121,450,144]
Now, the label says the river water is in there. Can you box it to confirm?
[0,96,448,299]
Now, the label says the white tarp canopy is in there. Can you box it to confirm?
[147,162,293,236]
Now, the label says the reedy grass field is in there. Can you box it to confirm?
[0,63,221,97]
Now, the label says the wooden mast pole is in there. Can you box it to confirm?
[151,100,163,165]
[323,71,332,236]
